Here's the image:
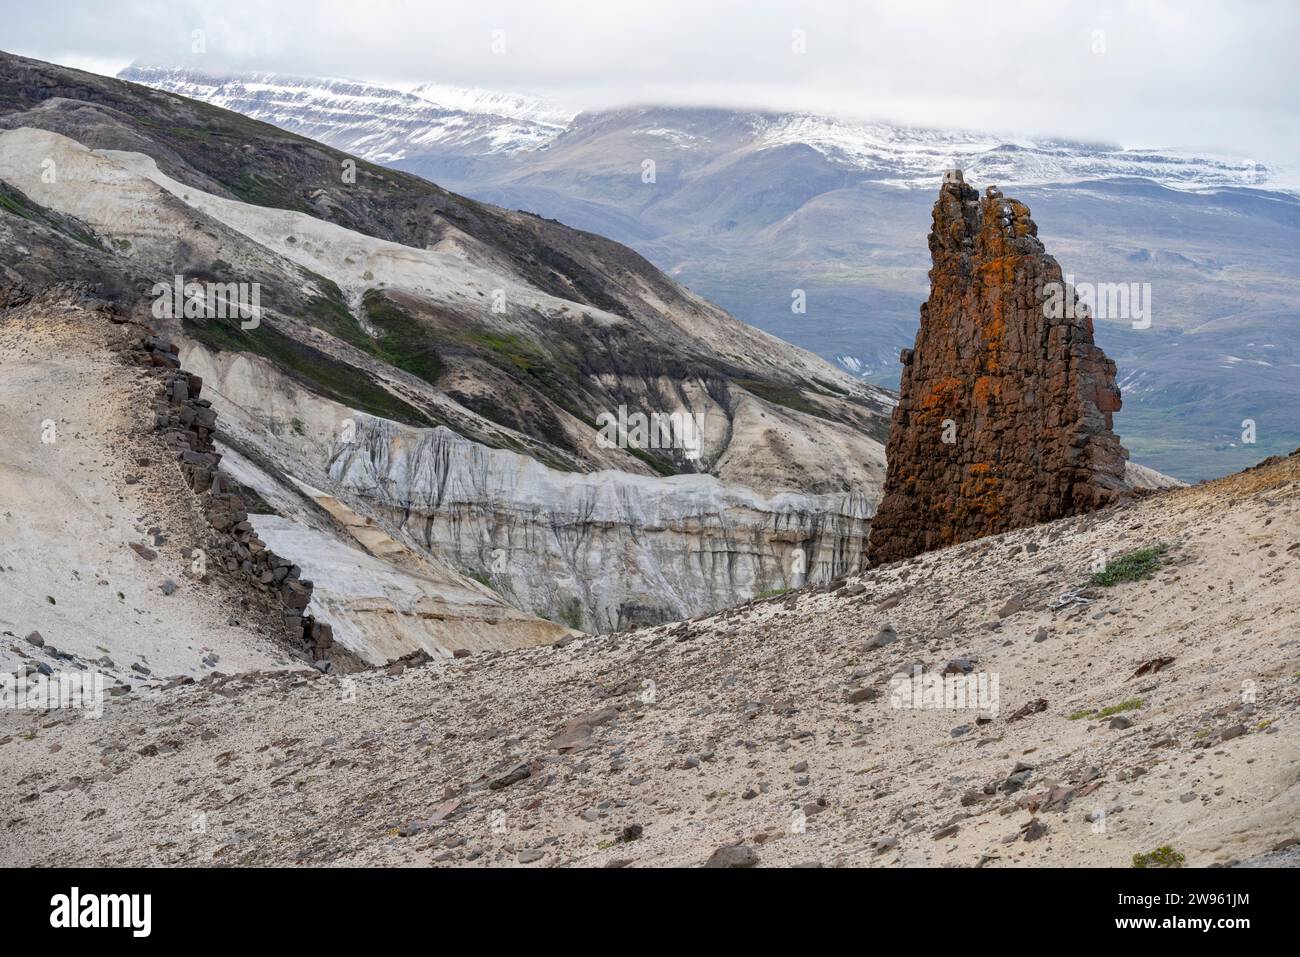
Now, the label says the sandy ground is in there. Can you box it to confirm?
[2,441,1296,867]
[0,302,294,690]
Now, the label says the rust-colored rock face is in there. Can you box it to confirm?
[866,171,1129,566]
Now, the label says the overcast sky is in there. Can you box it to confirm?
[4,0,1298,160]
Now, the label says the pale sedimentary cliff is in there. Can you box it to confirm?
[329,417,873,633]
[248,488,572,663]
[181,341,871,634]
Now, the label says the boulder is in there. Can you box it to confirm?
[703,844,759,868]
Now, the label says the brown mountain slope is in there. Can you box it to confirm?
[0,50,894,483]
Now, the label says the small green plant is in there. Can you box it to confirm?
[1097,698,1144,718]
[755,587,791,600]
[1069,698,1144,721]
[1090,544,1169,586]
[290,417,305,436]
[1132,845,1185,868]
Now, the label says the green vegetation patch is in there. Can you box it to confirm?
[623,443,679,477]
[734,378,836,423]
[0,188,30,220]
[0,181,102,249]
[1132,846,1185,869]
[464,329,591,423]
[469,331,551,377]
[300,272,367,345]
[360,289,445,385]
[811,378,849,397]
[1097,698,1144,718]
[182,313,437,429]
[225,170,311,213]
[1090,544,1169,587]
[1068,698,1144,721]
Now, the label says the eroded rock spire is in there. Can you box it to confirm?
[866,170,1129,566]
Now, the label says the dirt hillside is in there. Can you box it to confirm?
[3,420,1297,866]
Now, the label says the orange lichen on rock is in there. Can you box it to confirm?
[867,171,1130,566]
[921,375,964,412]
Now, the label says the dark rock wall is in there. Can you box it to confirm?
[131,330,350,669]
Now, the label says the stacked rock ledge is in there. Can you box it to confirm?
[130,331,356,672]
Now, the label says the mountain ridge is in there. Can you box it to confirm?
[119,65,1291,194]
[114,63,1300,482]
[0,50,892,632]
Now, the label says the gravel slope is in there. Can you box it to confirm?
[3,447,1297,867]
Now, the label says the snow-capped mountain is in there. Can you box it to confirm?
[407,82,574,128]
[119,66,1291,194]
[752,113,1282,192]
[118,65,565,161]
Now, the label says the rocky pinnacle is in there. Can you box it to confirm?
[866,170,1129,566]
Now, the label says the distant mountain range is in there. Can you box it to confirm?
[119,65,1287,191]
[118,65,1300,481]
[118,65,572,160]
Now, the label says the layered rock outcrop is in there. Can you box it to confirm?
[867,171,1129,565]
[176,342,873,635]
[329,418,872,633]
[133,332,354,670]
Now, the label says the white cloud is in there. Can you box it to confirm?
[4,0,1298,159]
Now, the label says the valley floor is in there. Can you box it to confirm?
[2,442,1298,867]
